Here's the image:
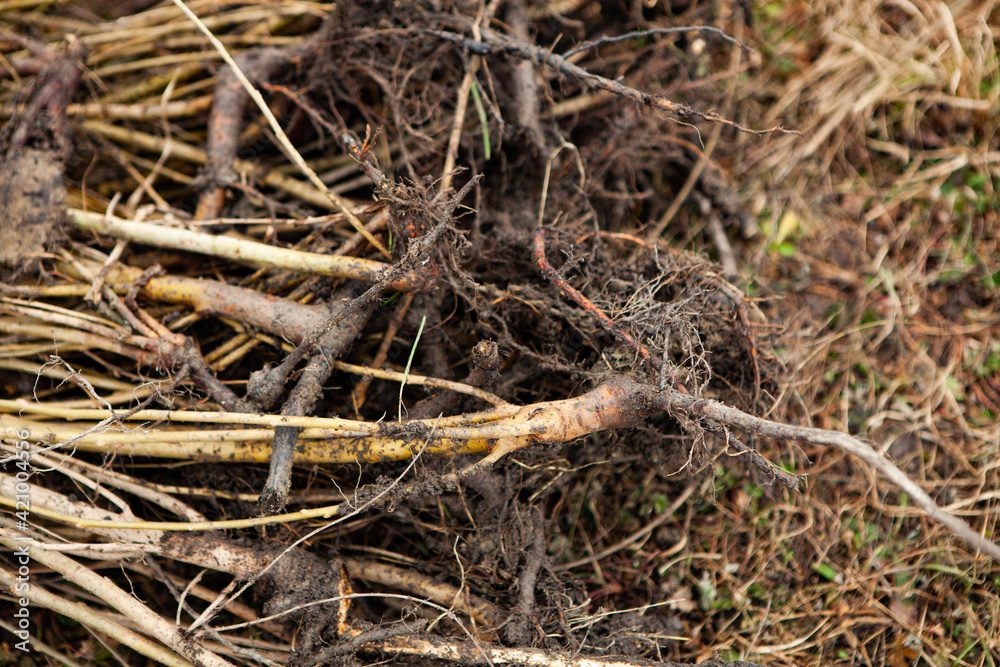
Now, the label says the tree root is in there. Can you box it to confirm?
[361,634,765,667]
[4,369,996,560]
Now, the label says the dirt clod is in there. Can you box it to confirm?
[0,148,65,270]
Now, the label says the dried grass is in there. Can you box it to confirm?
[680,0,1000,663]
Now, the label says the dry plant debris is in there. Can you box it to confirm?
[1,1,998,666]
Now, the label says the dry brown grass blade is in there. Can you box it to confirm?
[68,209,426,291]
[0,524,235,667]
[0,562,198,667]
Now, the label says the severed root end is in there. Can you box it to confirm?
[258,486,289,517]
[258,425,299,515]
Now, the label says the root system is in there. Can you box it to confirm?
[2,2,998,666]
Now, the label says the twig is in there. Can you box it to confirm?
[410,340,504,419]
[194,44,308,221]
[178,426,456,640]
[68,209,428,292]
[399,314,427,422]
[83,235,127,306]
[257,289,377,515]
[507,0,548,157]
[513,508,546,639]
[563,26,751,59]
[263,177,480,390]
[81,120,361,211]
[648,19,747,245]
[6,371,998,560]
[698,192,739,280]
[441,64,479,195]
[342,557,498,627]
[362,633,763,667]
[438,0,500,194]
[29,446,207,522]
[169,0,390,256]
[435,23,798,136]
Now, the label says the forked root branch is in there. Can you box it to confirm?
[4,371,996,560]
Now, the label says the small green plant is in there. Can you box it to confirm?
[641,493,671,516]
[940,167,999,216]
[811,560,841,583]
